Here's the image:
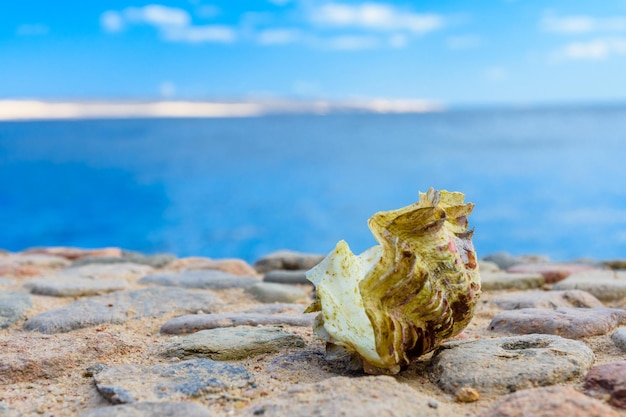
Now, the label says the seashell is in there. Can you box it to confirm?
[305,188,481,374]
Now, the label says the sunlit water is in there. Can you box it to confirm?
[1,106,625,262]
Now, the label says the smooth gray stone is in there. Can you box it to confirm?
[482,252,550,270]
[240,376,446,417]
[163,326,305,360]
[160,312,315,334]
[80,402,213,417]
[244,282,307,303]
[254,250,324,273]
[93,358,251,404]
[552,271,626,301]
[23,287,223,333]
[263,270,310,284]
[489,307,626,339]
[0,278,14,287]
[24,276,128,297]
[491,290,604,310]
[72,251,176,268]
[480,272,545,290]
[241,303,305,314]
[138,270,259,289]
[613,328,626,352]
[429,334,595,396]
[0,292,32,329]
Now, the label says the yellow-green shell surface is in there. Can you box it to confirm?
[306,189,481,374]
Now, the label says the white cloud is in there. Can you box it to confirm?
[124,5,190,27]
[557,38,626,60]
[388,34,407,48]
[257,28,301,45]
[542,13,626,34]
[323,34,381,50]
[446,34,481,50]
[16,24,49,36]
[101,11,123,32]
[309,2,443,34]
[195,5,220,19]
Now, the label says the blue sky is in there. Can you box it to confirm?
[3,0,626,105]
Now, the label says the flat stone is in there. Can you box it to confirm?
[254,250,324,273]
[583,361,626,409]
[480,272,545,290]
[241,303,305,315]
[478,260,500,272]
[429,334,595,396]
[93,358,252,404]
[482,252,550,270]
[552,271,626,301]
[80,402,213,417]
[491,290,604,310]
[165,257,259,277]
[507,263,597,284]
[263,270,310,284]
[0,292,32,329]
[240,375,446,417]
[62,263,154,281]
[160,312,315,335]
[612,328,626,352]
[0,254,71,277]
[162,326,305,360]
[23,287,224,333]
[486,386,620,417]
[138,270,259,290]
[0,278,14,286]
[23,247,123,261]
[24,276,129,297]
[72,251,176,268]
[244,282,307,303]
[488,307,626,339]
[0,333,131,384]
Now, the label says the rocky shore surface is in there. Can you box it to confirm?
[1,247,626,416]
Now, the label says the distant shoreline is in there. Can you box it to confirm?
[0,99,445,121]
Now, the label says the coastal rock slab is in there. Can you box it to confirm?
[263,270,310,285]
[0,254,70,277]
[240,376,445,417]
[23,247,123,261]
[23,287,223,333]
[138,270,259,290]
[241,303,305,315]
[165,257,259,277]
[507,263,596,283]
[0,292,32,329]
[429,334,595,396]
[612,328,626,352]
[482,252,550,270]
[25,276,128,297]
[80,402,213,417]
[489,307,626,339]
[72,251,176,268]
[163,326,305,360]
[491,290,604,310]
[486,386,620,417]
[253,250,324,273]
[552,271,626,301]
[94,358,252,404]
[480,272,545,290]
[0,332,131,384]
[583,361,626,408]
[62,263,154,281]
[160,312,315,335]
[244,282,307,303]
[478,260,500,273]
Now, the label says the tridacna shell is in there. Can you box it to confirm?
[305,189,481,374]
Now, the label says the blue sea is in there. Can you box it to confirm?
[1,106,625,263]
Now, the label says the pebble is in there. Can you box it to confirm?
[71,251,176,268]
[552,270,626,301]
[454,386,480,403]
[612,328,626,352]
[165,257,259,277]
[162,326,305,360]
[0,332,131,384]
[138,270,259,290]
[244,282,308,303]
[240,375,446,417]
[429,334,595,396]
[253,250,324,273]
[507,263,597,283]
[488,307,626,339]
[93,358,252,404]
[22,247,123,261]
[486,386,620,417]
[583,361,626,409]
[0,292,32,329]
[160,312,315,334]
[263,269,311,285]
[491,289,604,310]
[23,287,224,333]
[480,272,545,290]
[482,252,550,270]
[24,276,129,297]
[80,402,213,417]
